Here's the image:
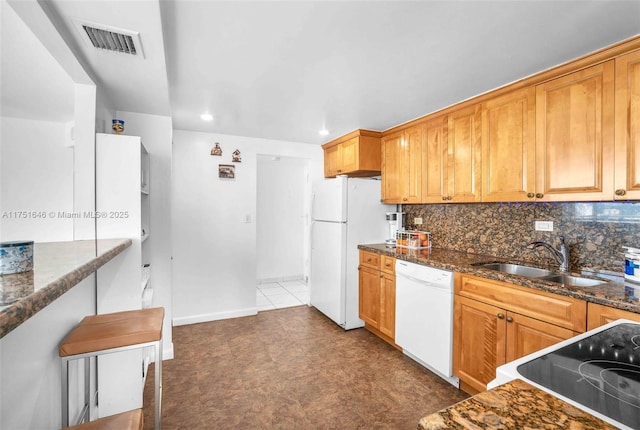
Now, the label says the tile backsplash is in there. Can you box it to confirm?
[403,201,640,273]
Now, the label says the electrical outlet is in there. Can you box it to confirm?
[414,217,423,225]
[535,220,553,231]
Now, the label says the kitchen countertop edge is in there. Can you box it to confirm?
[417,378,617,429]
[358,244,640,313]
[0,238,132,339]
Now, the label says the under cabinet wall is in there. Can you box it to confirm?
[404,201,640,273]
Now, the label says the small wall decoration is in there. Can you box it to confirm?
[219,164,235,179]
[210,142,222,156]
[112,119,125,135]
[232,149,242,163]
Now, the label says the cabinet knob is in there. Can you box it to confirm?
[506,316,514,323]
[527,192,535,198]
[535,193,544,199]
[447,196,453,201]
[367,258,372,262]
[380,274,384,278]
[497,313,505,319]
[337,169,342,173]
[615,189,626,196]
[402,197,408,202]
[441,196,447,201]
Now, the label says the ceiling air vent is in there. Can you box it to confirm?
[73,19,145,58]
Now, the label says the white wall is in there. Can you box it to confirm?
[0,117,74,242]
[0,276,96,430]
[172,130,323,325]
[256,155,309,282]
[116,111,174,358]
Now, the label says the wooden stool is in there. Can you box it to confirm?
[60,308,164,430]
[62,409,143,430]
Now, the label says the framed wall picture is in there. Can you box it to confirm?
[218,164,235,179]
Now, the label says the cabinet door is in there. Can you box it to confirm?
[381,132,404,203]
[453,295,506,393]
[482,87,536,202]
[379,273,396,339]
[505,312,576,363]
[340,137,359,173]
[381,128,422,203]
[403,124,423,203]
[535,61,615,201]
[587,302,640,330]
[422,115,449,203]
[448,105,482,202]
[323,144,341,178]
[359,266,380,328]
[615,50,640,200]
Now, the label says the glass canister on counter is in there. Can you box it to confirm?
[624,246,640,284]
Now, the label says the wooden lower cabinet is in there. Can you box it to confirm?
[505,311,577,363]
[358,251,396,345]
[453,274,584,394]
[453,295,504,393]
[379,272,395,339]
[359,266,380,327]
[587,302,640,330]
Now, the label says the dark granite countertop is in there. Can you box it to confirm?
[418,378,617,429]
[359,243,640,313]
[0,239,132,338]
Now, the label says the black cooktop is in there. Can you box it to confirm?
[517,323,640,429]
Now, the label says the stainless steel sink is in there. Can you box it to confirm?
[537,274,606,287]
[473,262,607,287]
[474,263,555,278]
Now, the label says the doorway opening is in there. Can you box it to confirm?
[256,155,310,311]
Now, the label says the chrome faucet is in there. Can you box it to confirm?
[527,235,569,272]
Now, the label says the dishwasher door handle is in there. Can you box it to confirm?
[396,272,439,287]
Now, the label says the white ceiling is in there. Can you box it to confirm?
[4,1,640,144]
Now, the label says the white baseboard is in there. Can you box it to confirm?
[172,307,257,326]
[257,275,304,284]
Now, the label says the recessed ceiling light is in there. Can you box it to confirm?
[200,113,213,121]
[319,128,329,136]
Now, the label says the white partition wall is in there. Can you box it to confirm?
[95,133,147,417]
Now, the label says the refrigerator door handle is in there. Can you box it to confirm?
[310,220,316,250]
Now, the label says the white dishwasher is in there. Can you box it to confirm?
[395,260,459,387]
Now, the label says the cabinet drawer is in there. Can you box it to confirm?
[359,251,380,270]
[455,274,586,332]
[381,255,395,274]
[587,302,640,330]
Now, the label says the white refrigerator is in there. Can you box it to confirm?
[310,176,392,329]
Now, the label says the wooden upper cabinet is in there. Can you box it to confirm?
[381,125,422,203]
[321,129,382,178]
[614,49,640,200]
[323,143,341,177]
[447,105,482,202]
[482,87,536,202]
[535,61,615,201]
[422,115,448,203]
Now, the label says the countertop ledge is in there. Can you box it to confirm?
[418,379,616,430]
[0,239,132,339]
[359,244,640,313]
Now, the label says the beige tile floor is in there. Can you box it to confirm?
[256,279,309,311]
